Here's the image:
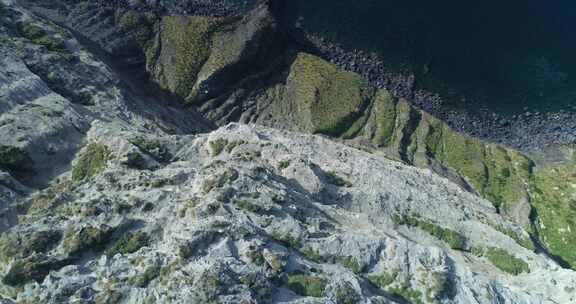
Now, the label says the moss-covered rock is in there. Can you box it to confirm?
[2,254,68,287]
[0,230,62,263]
[63,226,113,257]
[106,231,149,257]
[0,145,34,179]
[474,247,530,275]
[17,22,68,53]
[286,53,375,136]
[394,214,466,250]
[150,16,221,100]
[286,274,327,298]
[72,142,111,182]
[530,164,576,269]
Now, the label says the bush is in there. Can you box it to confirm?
[0,145,33,178]
[475,247,530,275]
[106,232,149,257]
[339,256,366,274]
[286,275,327,298]
[2,254,67,286]
[394,214,466,250]
[17,22,68,53]
[72,143,111,182]
[63,226,112,257]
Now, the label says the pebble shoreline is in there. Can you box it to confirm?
[98,0,576,153]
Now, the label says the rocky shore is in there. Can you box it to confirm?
[304,35,576,153]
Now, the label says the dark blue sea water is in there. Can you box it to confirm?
[290,0,576,115]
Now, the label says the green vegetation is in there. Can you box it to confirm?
[63,226,112,257]
[209,138,228,156]
[368,271,423,304]
[301,248,324,263]
[278,160,291,170]
[288,53,374,136]
[201,168,239,193]
[334,283,360,304]
[367,271,398,289]
[427,271,450,301]
[131,137,172,163]
[389,285,424,304]
[106,232,149,257]
[368,90,398,146]
[154,16,219,100]
[129,265,161,287]
[0,145,33,178]
[286,275,327,298]
[0,230,62,263]
[271,233,302,250]
[393,214,466,250]
[17,22,68,53]
[529,164,576,269]
[325,171,352,187]
[339,256,366,274]
[492,225,535,251]
[2,255,67,287]
[72,142,111,182]
[473,247,529,275]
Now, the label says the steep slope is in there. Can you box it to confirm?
[1,122,574,303]
[1,1,576,303]
[9,0,576,271]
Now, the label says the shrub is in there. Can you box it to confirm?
[17,22,68,53]
[271,233,301,249]
[278,160,291,170]
[106,232,149,257]
[209,139,228,156]
[394,214,466,250]
[72,143,111,182]
[475,247,530,275]
[2,254,67,286]
[0,145,33,178]
[339,256,366,274]
[286,275,327,298]
[129,265,160,287]
[63,226,112,257]
[367,271,398,289]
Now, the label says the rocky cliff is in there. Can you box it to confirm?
[0,0,575,303]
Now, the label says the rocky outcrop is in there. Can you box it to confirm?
[1,0,576,302]
[1,122,574,303]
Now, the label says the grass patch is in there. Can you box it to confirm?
[106,232,149,257]
[209,138,228,156]
[17,22,68,53]
[131,137,172,163]
[129,265,161,288]
[473,247,529,275]
[271,233,301,250]
[288,53,374,136]
[278,160,291,170]
[63,226,112,257]
[339,256,366,274]
[0,145,33,179]
[367,271,398,289]
[394,214,466,250]
[286,275,327,298]
[72,142,111,182]
[529,164,576,269]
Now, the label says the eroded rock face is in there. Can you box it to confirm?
[0,122,574,303]
[1,1,576,303]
